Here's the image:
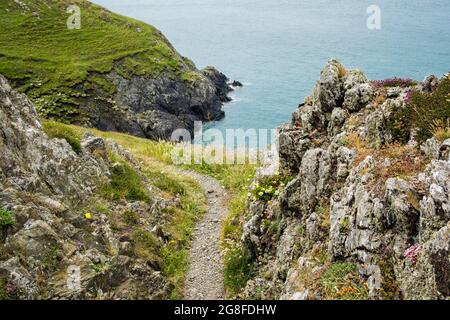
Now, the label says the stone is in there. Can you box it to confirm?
[419,75,439,93]
[327,107,349,136]
[421,137,441,159]
[439,139,450,161]
[315,59,345,112]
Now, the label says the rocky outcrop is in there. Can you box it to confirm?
[86,66,232,140]
[0,75,174,299]
[239,60,450,300]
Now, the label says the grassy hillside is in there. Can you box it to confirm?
[0,0,198,122]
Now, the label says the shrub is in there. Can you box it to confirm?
[0,208,15,230]
[123,210,140,226]
[388,78,450,143]
[251,175,291,202]
[42,121,82,154]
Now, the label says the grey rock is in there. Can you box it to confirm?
[314,59,345,112]
[327,107,348,136]
[419,75,439,93]
[439,139,450,161]
[342,71,373,112]
[421,137,441,159]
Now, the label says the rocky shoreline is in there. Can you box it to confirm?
[63,65,236,141]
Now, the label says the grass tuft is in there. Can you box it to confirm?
[223,245,254,295]
[320,262,368,300]
[42,120,82,153]
[101,158,151,203]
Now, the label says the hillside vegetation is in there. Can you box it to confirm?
[0,0,232,141]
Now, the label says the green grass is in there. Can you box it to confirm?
[0,208,15,230]
[158,178,206,299]
[42,120,82,153]
[41,121,207,299]
[388,77,450,143]
[42,120,174,163]
[131,228,162,267]
[320,262,368,300]
[0,0,201,123]
[223,245,254,295]
[101,156,151,203]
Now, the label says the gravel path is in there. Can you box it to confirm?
[181,170,229,300]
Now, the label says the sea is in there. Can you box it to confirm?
[93,0,450,147]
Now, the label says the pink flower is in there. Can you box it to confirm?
[404,244,421,265]
[371,78,416,89]
[404,90,414,104]
[5,282,16,294]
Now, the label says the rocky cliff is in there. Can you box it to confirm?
[0,0,234,140]
[240,60,450,300]
[0,74,178,299]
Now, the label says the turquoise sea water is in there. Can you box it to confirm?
[94,0,449,142]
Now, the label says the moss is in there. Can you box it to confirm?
[340,216,349,233]
[311,246,329,265]
[378,258,402,299]
[0,208,15,241]
[41,244,59,273]
[92,261,109,273]
[316,201,331,230]
[0,208,15,230]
